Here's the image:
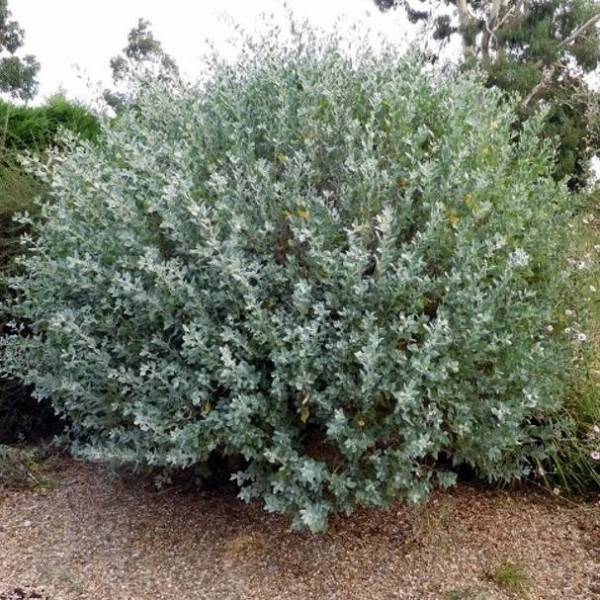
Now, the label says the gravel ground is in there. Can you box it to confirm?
[0,457,598,600]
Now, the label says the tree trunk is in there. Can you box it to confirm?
[482,0,503,62]
[457,0,476,59]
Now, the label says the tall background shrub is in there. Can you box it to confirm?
[1,28,582,529]
[0,96,100,152]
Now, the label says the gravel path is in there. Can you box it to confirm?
[0,458,598,600]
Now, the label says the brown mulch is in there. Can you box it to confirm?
[0,458,598,600]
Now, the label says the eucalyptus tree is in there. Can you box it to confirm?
[104,18,179,113]
[374,0,600,186]
[0,0,39,102]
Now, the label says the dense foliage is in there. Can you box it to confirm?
[1,32,580,530]
[0,159,55,443]
[374,0,600,188]
[0,97,99,443]
[0,96,100,153]
[543,189,600,493]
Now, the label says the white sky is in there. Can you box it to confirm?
[11,0,419,105]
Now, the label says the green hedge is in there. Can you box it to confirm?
[0,95,100,153]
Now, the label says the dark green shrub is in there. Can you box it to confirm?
[0,95,100,152]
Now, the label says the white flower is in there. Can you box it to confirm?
[591,451,600,461]
[593,425,600,435]
[552,487,561,496]
[492,234,507,250]
[508,248,529,269]
[576,333,588,343]
[545,325,554,333]
[565,309,575,317]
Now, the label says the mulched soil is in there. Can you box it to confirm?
[0,457,598,600]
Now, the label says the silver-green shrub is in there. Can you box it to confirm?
[1,27,576,530]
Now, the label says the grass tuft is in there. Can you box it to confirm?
[487,560,529,595]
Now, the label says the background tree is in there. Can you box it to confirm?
[374,0,600,187]
[0,0,39,102]
[103,18,179,113]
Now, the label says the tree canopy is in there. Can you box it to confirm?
[0,0,39,101]
[374,0,600,187]
[103,18,179,113]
